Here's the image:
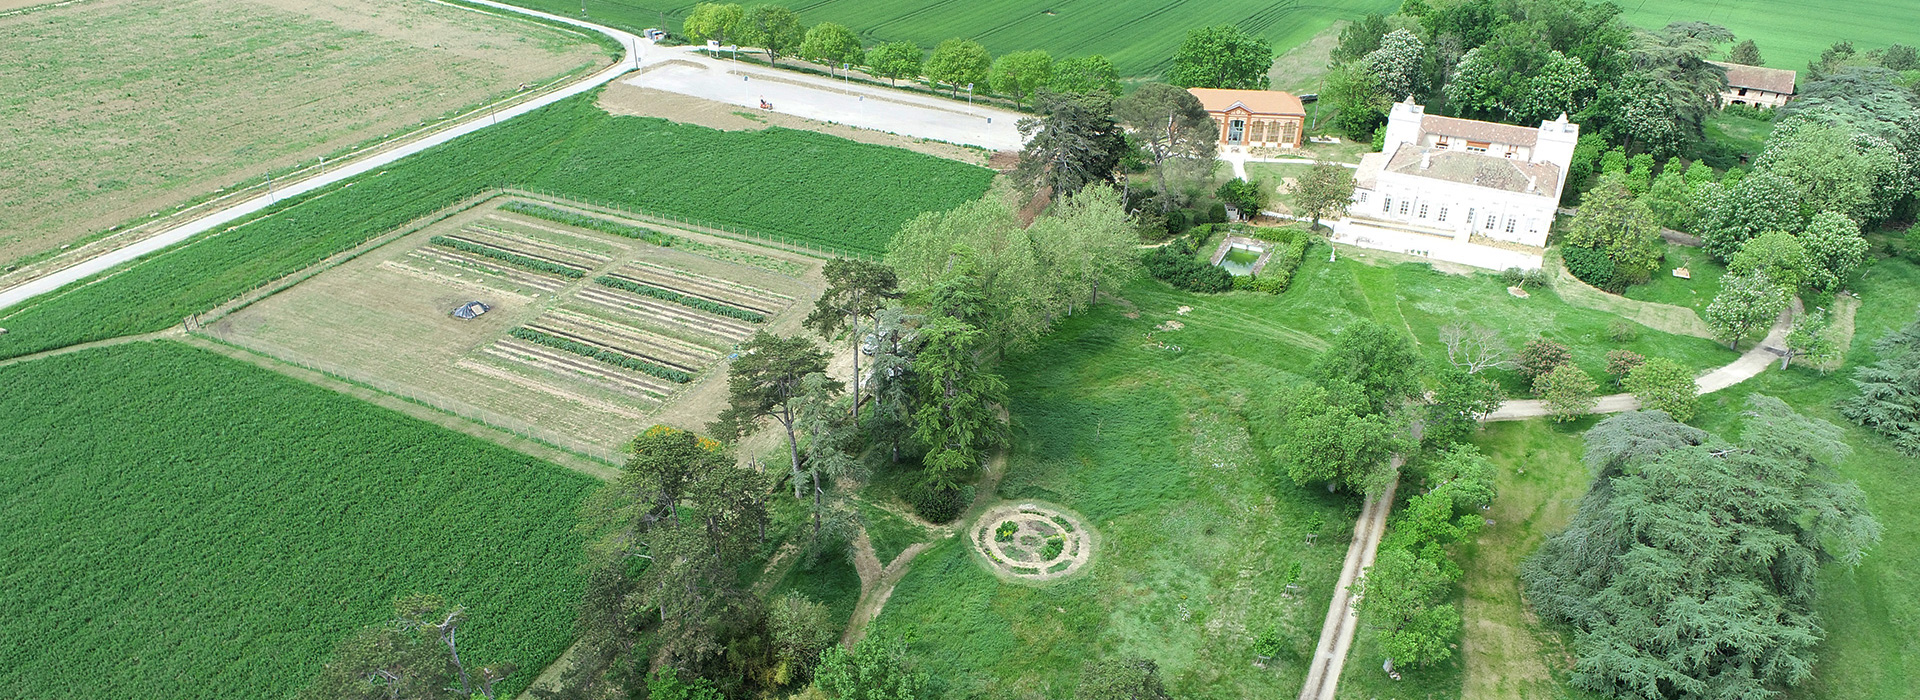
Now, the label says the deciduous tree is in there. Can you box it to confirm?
[1214,178,1266,219]
[813,635,927,700]
[739,5,803,64]
[682,2,744,46]
[1113,83,1218,213]
[1293,161,1357,246]
[1623,357,1697,421]
[1796,211,1869,293]
[926,39,990,96]
[989,50,1053,107]
[1363,29,1427,100]
[799,22,863,74]
[304,595,514,700]
[1313,319,1423,415]
[1352,547,1460,667]
[1604,349,1644,387]
[1166,24,1272,90]
[1075,657,1172,700]
[1049,55,1121,96]
[1566,172,1663,285]
[1425,365,1504,446]
[1029,185,1140,314]
[1518,338,1573,390]
[1538,363,1598,422]
[1324,62,1391,140]
[1695,171,1805,262]
[886,194,1051,354]
[1729,230,1810,292]
[1704,270,1788,350]
[864,41,923,85]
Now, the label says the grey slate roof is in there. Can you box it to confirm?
[1383,146,1560,197]
[1420,114,1539,147]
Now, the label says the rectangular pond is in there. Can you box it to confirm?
[1219,246,1262,276]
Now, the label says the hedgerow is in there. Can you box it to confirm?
[0,93,989,360]
[1253,233,1311,294]
[0,341,594,700]
[593,275,768,323]
[1142,236,1232,293]
[508,326,693,383]
[429,235,586,278]
[500,200,679,247]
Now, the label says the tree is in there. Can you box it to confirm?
[1728,38,1763,66]
[1028,184,1140,315]
[1643,157,1695,230]
[1604,349,1645,387]
[792,372,861,536]
[739,5,803,64]
[805,258,900,422]
[1439,322,1510,375]
[813,635,928,700]
[1756,119,1907,225]
[767,593,836,683]
[1331,13,1391,64]
[1604,22,1735,155]
[303,594,515,700]
[1882,43,1920,71]
[864,41,923,85]
[1523,399,1880,700]
[1729,230,1811,292]
[886,194,1051,355]
[1839,308,1920,454]
[1705,270,1789,350]
[1538,363,1598,422]
[1113,83,1218,212]
[1277,384,1412,494]
[799,22,864,74]
[648,669,724,700]
[1324,62,1390,140]
[1518,338,1573,391]
[1166,24,1272,90]
[1566,173,1663,285]
[989,50,1053,107]
[1445,32,1596,125]
[1784,307,1838,370]
[925,39,990,96]
[1425,366,1505,447]
[1695,171,1805,261]
[1075,657,1172,700]
[1292,161,1357,247]
[1623,357,1697,421]
[1352,547,1460,667]
[682,2,744,45]
[910,315,1007,488]
[1796,211,1869,293]
[712,332,837,478]
[1214,178,1266,219]
[1017,91,1125,197]
[1312,319,1423,415]
[1362,29,1427,100]
[1049,55,1121,96]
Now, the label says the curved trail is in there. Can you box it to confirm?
[1298,306,1796,700]
[0,0,644,314]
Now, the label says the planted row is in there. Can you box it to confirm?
[500,200,679,247]
[509,326,693,383]
[593,275,767,323]
[429,236,586,279]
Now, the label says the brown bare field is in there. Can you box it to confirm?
[596,82,990,166]
[206,196,829,459]
[0,0,607,267]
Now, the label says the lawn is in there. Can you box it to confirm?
[1622,242,1728,316]
[0,92,993,361]
[0,340,597,699]
[1615,0,1919,79]
[0,0,607,268]
[1703,110,1777,162]
[502,0,1404,78]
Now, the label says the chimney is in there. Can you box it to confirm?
[1421,150,1432,169]
[1526,174,1539,192]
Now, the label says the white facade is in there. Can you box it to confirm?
[1339,100,1579,269]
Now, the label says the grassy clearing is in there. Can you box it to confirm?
[856,498,935,565]
[1622,243,1728,316]
[1615,0,1919,80]
[0,340,595,699]
[0,93,991,360]
[0,0,605,267]
[1704,110,1777,159]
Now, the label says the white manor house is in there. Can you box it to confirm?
[1334,98,1580,270]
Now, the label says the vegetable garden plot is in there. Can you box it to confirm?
[482,336,682,397]
[394,247,572,295]
[616,260,793,314]
[571,285,760,344]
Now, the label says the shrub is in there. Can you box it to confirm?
[1206,202,1230,224]
[906,481,970,524]
[1163,208,1193,235]
[1607,320,1641,343]
[429,236,586,278]
[1560,245,1619,291]
[1142,236,1233,293]
[500,201,679,247]
[1254,235,1311,293]
[1519,338,1574,390]
[592,276,768,323]
[1605,349,1645,386]
[1232,274,1257,291]
[1500,267,1525,286]
[1521,267,1551,290]
[1040,535,1064,560]
[508,327,693,383]
[995,521,1017,542]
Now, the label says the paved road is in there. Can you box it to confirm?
[0,0,643,315]
[624,48,1025,150]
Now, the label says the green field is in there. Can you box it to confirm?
[0,340,597,699]
[510,0,1402,77]
[1615,0,1919,78]
[0,92,992,360]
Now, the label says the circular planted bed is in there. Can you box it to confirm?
[969,503,1095,582]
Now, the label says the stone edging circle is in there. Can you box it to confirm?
[967,502,1095,583]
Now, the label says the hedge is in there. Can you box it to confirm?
[592,276,767,323]
[508,327,692,383]
[428,236,586,278]
[1561,244,1621,292]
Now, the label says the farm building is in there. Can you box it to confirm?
[1333,98,1580,271]
[453,301,490,320]
[1187,87,1306,151]
[1707,61,1796,108]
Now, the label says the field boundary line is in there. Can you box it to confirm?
[501,188,879,262]
[0,328,181,369]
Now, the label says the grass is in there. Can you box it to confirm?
[856,498,934,565]
[501,0,1403,78]
[1622,243,1729,316]
[1614,0,1920,81]
[1704,110,1777,160]
[0,92,990,360]
[0,0,605,268]
[0,340,596,699]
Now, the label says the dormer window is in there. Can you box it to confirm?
[1466,141,1490,153]
[1436,136,1451,149]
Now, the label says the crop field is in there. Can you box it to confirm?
[1615,0,1919,77]
[0,0,607,267]
[0,340,596,699]
[0,94,991,361]
[208,196,823,456]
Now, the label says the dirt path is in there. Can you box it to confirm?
[0,327,182,369]
[1298,468,1401,700]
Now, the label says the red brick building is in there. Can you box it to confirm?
[1187,87,1307,150]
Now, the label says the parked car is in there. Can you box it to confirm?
[642,28,667,40]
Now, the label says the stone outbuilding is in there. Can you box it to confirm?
[1708,61,1796,108]
[1187,87,1306,151]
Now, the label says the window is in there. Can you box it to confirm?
[1506,218,1517,234]
[1382,195,1392,213]
[1485,215,1497,230]
[1437,206,1448,222]
[1228,119,1246,144]
[1466,141,1490,153]
[1436,136,1451,149]
[1738,87,1749,96]
[1467,208,1475,225]
[1399,200,1410,215]
[1504,145,1519,159]
[1418,203,1429,218]
[1279,120,1297,145]
[1358,191,1369,202]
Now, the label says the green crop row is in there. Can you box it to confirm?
[508,326,693,383]
[593,275,768,323]
[429,235,587,278]
[0,93,988,360]
[0,341,594,700]
[500,200,679,247]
